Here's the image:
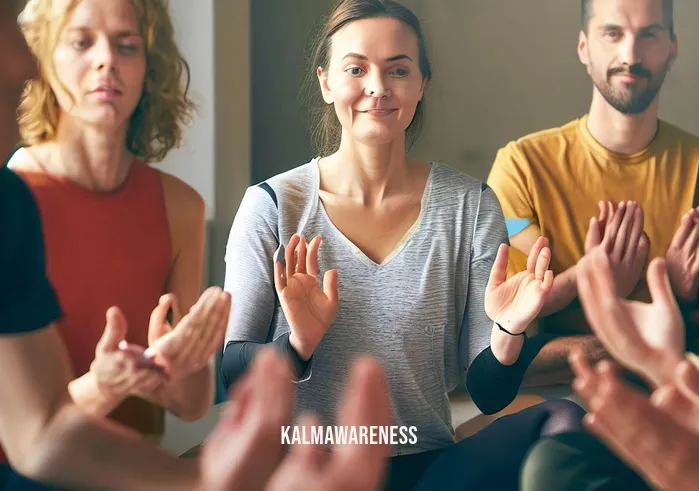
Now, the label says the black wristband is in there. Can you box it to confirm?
[496,322,526,337]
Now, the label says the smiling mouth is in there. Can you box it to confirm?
[361,109,397,116]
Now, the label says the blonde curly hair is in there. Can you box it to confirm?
[18,0,194,162]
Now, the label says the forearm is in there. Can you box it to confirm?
[68,371,123,417]
[538,266,578,318]
[27,402,200,491]
[221,333,311,390]
[159,365,214,422]
[523,334,607,387]
[466,333,553,414]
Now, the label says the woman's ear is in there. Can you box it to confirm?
[318,66,333,104]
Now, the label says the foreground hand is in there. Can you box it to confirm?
[484,236,554,334]
[274,234,339,360]
[577,247,684,387]
[264,357,392,491]
[199,349,392,491]
[649,354,699,434]
[147,287,231,379]
[666,206,699,303]
[199,349,294,491]
[91,307,168,401]
[570,351,699,491]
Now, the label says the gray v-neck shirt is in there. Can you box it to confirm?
[223,159,508,455]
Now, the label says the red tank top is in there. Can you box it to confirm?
[0,161,172,463]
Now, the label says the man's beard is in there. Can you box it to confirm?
[591,59,670,115]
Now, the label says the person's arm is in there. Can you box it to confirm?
[222,334,311,386]
[522,334,607,386]
[461,185,552,413]
[152,172,214,422]
[221,185,314,389]
[67,368,133,415]
[487,143,580,320]
[467,333,555,414]
[0,326,201,491]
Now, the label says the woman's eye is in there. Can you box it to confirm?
[346,66,364,76]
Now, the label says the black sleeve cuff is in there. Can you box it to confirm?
[466,333,555,415]
[220,334,314,391]
[272,332,313,382]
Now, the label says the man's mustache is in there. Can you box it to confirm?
[608,64,652,79]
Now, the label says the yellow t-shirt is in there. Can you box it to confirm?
[487,115,699,335]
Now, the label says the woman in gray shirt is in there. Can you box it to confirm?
[221,1,584,489]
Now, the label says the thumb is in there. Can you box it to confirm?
[323,269,339,306]
[647,258,678,309]
[149,294,175,345]
[97,306,128,353]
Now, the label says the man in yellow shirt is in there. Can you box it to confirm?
[488,0,699,388]
[504,0,699,490]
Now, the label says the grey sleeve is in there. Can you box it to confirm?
[459,184,509,374]
[221,185,313,385]
[223,186,280,346]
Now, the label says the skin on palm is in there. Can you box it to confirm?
[273,234,339,361]
[665,207,699,302]
[485,237,554,334]
[577,246,684,387]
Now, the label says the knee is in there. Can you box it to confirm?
[540,399,586,436]
[520,438,558,491]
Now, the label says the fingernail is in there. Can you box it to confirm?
[144,348,155,360]
[118,340,128,350]
[275,243,286,267]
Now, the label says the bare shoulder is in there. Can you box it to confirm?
[158,171,204,211]
[157,170,205,237]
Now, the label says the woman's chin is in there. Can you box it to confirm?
[351,128,405,147]
[72,108,129,130]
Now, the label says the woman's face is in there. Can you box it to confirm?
[319,17,426,148]
[51,0,146,129]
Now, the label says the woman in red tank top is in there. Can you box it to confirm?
[4,0,228,453]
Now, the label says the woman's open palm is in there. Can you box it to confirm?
[484,237,554,335]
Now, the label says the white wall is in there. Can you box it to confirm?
[160,0,251,453]
[154,0,216,220]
